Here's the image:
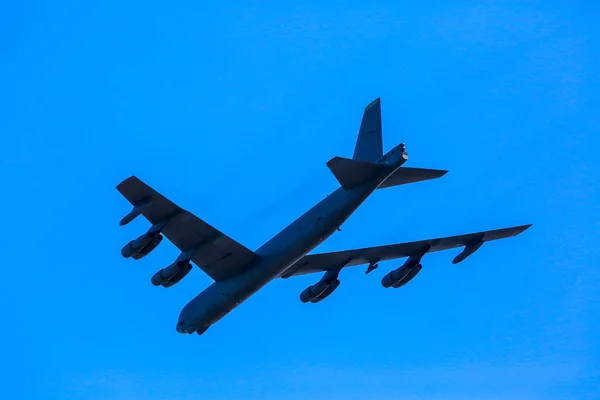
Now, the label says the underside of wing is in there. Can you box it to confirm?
[117,176,257,282]
[282,224,532,278]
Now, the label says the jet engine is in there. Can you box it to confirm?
[309,279,340,303]
[121,233,164,260]
[151,261,192,287]
[300,270,340,303]
[381,255,423,288]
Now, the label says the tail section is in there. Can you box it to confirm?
[327,157,386,190]
[329,97,447,191]
[378,167,448,189]
[353,98,383,162]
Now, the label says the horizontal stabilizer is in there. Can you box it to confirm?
[327,157,387,190]
[378,167,448,189]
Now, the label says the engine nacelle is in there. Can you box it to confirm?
[391,264,421,288]
[300,270,341,303]
[382,255,423,288]
[121,233,164,260]
[162,262,192,287]
[300,281,329,303]
[151,261,192,287]
[310,279,340,303]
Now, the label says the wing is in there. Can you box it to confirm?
[117,176,257,281]
[282,224,532,277]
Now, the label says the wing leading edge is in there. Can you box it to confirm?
[282,224,532,278]
[117,176,257,281]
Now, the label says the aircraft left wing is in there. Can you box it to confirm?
[117,176,258,281]
[281,224,532,278]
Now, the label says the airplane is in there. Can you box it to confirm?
[116,98,532,336]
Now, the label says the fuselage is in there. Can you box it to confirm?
[176,147,408,334]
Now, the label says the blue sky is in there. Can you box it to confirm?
[2,1,599,399]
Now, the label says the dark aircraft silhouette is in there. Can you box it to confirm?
[117,98,531,335]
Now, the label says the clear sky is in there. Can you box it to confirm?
[2,1,599,399]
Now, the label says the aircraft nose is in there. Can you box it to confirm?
[176,309,193,334]
[176,318,196,334]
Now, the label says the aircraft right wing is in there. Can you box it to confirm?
[281,224,532,278]
[117,176,258,282]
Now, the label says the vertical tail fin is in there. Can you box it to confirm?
[352,98,383,162]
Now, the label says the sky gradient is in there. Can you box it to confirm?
[2,1,599,399]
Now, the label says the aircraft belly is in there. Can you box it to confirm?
[180,221,345,330]
[180,253,306,329]
[179,183,381,332]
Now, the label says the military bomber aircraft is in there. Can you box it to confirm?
[117,98,531,335]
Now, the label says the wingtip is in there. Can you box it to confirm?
[365,97,381,110]
[515,224,533,234]
[116,175,138,190]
